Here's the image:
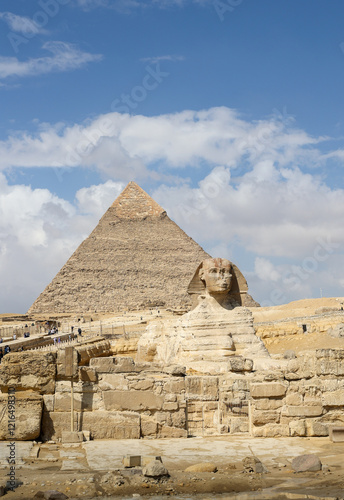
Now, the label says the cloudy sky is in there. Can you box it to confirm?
[1,0,344,313]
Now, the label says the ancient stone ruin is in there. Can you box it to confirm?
[1,182,344,446]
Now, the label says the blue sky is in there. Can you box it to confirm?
[1,0,344,312]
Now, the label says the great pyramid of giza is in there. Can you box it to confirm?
[28,182,212,314]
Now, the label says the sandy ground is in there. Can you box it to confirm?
[1,436,344,499]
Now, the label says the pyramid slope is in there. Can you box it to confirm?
[28,182,210,314]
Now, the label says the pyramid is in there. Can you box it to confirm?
[28,182,211,314]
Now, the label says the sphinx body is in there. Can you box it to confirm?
[136,258,271,374]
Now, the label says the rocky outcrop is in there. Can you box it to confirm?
[0,392,43,440]
[0,352,56,394]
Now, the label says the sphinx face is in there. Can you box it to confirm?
[200,264,232,294]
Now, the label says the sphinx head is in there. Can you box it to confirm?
[199,258,233,295]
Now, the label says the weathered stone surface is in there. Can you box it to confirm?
[289,420,306,437]
[79,367,97,383]
[327,323,344,338]
[185,463,217,472]
[252,424,289,437]
[323,389,344,406]
[98,374,129,391]
[42,411,140,440]
[141,415,158,437]
[286,406,323,417]
[90,356,139,373]
[285,393,303,406]
[291,454,322,472]
[143,459,169,477]
[306,421,328,437]
[0,352,56,394]
[229,417,249,434]
[316,349,344,376]
[103,390,164,411]
[54,392,101,412]
[254,398,284,410]
[158,426,187,438]
[250,383,287,399]
[28,182,211,314]
[0,393,43,440]
[186,377,219,400]
[252,410,280,426]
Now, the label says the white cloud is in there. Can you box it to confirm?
[0,174,124,312]
[0,11,49,35]
[0,41,102,80]
[0,107,323,179]
[1,106,344,310]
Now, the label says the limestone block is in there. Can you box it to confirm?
[286,406,323,417]
[55,380,97,393]
[253,398,284,410]
[306,421,328,437]
[289,420,306,437]
[141,415,158,437]
[323,389,344,407]
[41,410,78,441]
[250,383,287,399]
[143,459,169,477]
[171,409,186,428]
[62,431,83,443]
[303,396,322,406]
[186,377,219,400]
[163,402,179,411]
[321,379,340,392]
[130,379,154,391]
[42,410,140,440]
[103,390,164,411]
[0,352,56,394]
[252,410,280,426]
[158,425,187,438]
[0,393,43,440]
[164,393,177,402]
[163,379,185,393]
[156,411,173,426]
[43,395,55,412]
[54,392,101,412]
[98,374,129,391]
[229,356,252,372]
[90,356,140,373]
[83,411,140,439]
[253,424,289,437]
[76,340,112,366]
[79,367,97,383]
[232,379,250,391]
[229,417,249,434]
[316,349,344,376]
[285,393,303,406]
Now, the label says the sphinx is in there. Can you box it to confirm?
[136,258,271,373]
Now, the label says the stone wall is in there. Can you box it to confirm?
[250,349,344,437]
[1,347,344,441]
[255,312,344,339]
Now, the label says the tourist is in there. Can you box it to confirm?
[0,347,3,363]
[71,326,74,333]
[12,333,17,340]
[78,327,82,336]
